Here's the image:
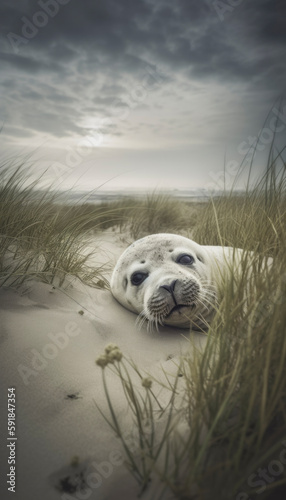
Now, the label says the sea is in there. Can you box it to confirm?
[55,188,245,205]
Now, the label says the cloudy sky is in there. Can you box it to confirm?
[0,0,285,191]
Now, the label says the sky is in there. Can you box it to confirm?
[0,0,286,192]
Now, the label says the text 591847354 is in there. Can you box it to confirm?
[7,388,17,493]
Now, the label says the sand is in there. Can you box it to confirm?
[0,229,205,500]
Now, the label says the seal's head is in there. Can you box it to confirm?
[110,233,217,329]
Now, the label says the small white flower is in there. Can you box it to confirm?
[95,355,109,368]
[105,343,120,354]
[107,349,123,362]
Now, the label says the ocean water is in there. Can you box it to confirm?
[55,188,240,205]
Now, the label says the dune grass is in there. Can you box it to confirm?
[0,160,109,288]
[96,147,286,499]
[0,160,198,288]
[192,151,286,257]
[50,193,196,239]
[127,192,196,239]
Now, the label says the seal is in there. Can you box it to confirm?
[110,233,243,330]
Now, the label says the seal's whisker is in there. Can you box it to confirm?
[198,292,214,306]
[151,316,159,333]
[159,316,165,327]
[200,288,217,303]
[147,318,153,334]
[136,316,146,331]
[202,294,218,310]
[136,309,150,331]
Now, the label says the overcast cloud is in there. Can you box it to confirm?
[0,0,285,190]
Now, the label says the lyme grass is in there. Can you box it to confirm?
[52,193,196,239]
[0,160,108,287]
[128,192,195,239]
[193,152,286,257]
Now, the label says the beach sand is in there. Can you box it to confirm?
[0,229,205,499]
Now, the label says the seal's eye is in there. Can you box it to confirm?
[131,272,148,286]
[176,254,194,265]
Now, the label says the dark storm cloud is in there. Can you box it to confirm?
[0,51,63,73]
[0,0,285,142]
[2,0,285,81]
[235,0,286,45]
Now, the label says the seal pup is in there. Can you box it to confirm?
[110,233,244,330]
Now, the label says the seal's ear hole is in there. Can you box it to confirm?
[168,249,173,252]
[140,260,145,264]
[123,278,128,289]
[197,255,204,263]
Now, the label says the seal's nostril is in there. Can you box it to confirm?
[171,279,177,291]
[160,279,177,294]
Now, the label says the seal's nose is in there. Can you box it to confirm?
[160,279,177,294]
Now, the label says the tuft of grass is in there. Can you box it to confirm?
[128,192,196,240]
[193,152,286,257]
[0,160,108,288]
[50,197,138,234]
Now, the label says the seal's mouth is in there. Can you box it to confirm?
[166,303,194,318]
